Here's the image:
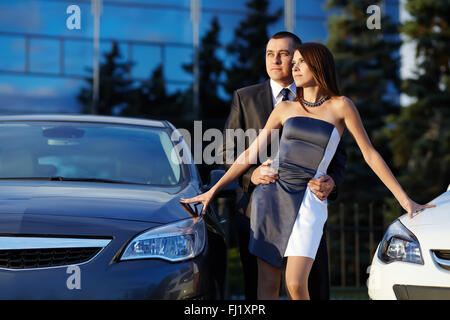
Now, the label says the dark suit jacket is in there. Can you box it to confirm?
[223,80,346,217]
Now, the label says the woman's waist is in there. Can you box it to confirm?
[275,162,316,182]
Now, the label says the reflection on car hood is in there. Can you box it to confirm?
[398,190,450,250]
[400,190,450,228]
[0,180,196,224]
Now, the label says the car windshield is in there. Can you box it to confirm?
[0,121,185,186]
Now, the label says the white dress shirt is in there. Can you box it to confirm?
[270,79,297,107]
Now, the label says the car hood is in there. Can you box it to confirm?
[400,189,450,229]
[398,190,450,249]
[0,180,198,224]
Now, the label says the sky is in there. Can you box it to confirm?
[0,0,399,115]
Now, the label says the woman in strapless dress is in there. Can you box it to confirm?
[181,42,434,300]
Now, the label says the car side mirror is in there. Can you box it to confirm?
[201,169,237,197]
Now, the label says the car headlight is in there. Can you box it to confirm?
[378,219,423,265]
[120,217,206,262]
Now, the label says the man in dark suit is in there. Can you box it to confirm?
[222,31,346,300]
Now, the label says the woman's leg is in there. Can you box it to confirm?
[285,256,314,300]
[257,258,282,300]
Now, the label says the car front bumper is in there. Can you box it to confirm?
[368,246,450,300]
[0,254,219,300]
[393,284,450,300]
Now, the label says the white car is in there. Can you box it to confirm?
[368,184,450,300]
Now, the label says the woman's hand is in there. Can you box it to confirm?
[400,197,436,219]
[180,190,215,214]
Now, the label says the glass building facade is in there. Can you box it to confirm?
[0,0,400,114]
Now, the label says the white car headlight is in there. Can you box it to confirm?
[120,217,206,262]
[378,219,423,265]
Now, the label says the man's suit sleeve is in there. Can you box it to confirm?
[326,137,346,201]
[222,90,257,193]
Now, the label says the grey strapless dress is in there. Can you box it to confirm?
[249,116,341,268]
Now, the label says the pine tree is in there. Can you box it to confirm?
[223,0,281,95]
[77,41,133,115]
[121,64,182,119]
[325,0,402,206]
[182,16,228,119]
[384,0,450,205]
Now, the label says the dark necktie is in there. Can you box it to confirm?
[281,88,290,101]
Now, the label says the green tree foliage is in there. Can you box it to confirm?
[121,64,182,119]
[325,0,402,206]
[78,41,183,119]
[77,41,133,115]
[223,0,281,95]
[384,0,450,204]
[183,16,228,119]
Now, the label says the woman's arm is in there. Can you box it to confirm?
[339,97,435,218]
[181,104,284,212]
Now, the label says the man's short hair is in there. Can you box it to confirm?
[270,31,302,47]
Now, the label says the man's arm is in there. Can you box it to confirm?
[308,138,346,201]
[325,138,347,200]
[222,90,258,193]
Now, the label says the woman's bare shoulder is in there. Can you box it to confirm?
[331,95,355,106]
[278,100,298,110]
[275,100,300,122]
[271,100,297,116]
[330,95,357,115]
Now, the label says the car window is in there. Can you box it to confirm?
[0,121,185,186]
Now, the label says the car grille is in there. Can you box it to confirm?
[432,250,450,271]
[393,285,450,300]
[0,236,111,270]
[0,247,102,269]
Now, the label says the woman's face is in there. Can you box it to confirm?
[292,50,316,88]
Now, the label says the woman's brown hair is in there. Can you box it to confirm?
[294,42,340,112]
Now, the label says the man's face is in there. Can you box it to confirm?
[265,37,295,86]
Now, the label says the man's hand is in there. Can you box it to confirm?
[308,175,335,201]
[250,159,279,185]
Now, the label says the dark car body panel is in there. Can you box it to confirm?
[0,227,226,300]
[0,115,227,299]
[0,181,197,224]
